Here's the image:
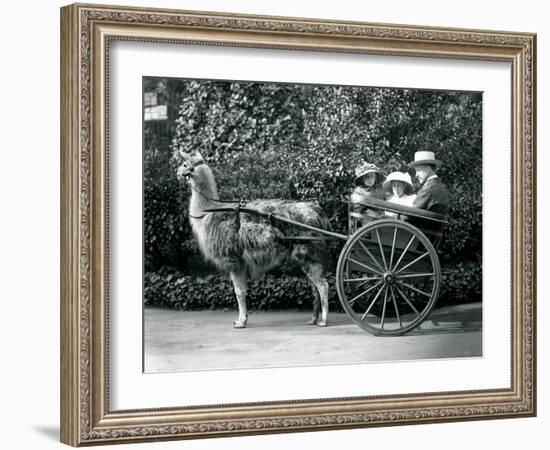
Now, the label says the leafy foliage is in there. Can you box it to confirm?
[143,141,191,269]
[144,263,481,311]
[144,77,483,307]
[439,261,482,304]
[144,268,340,311]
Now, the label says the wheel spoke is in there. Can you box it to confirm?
[394,285,420,315]
[346,275,382,290]
[357,239,385,273]
[391,235,416,272]
[356,280,374,289]
[361,285,385,320]
[397,281,432,297]
[375,229,388,270]
[347,257,384,276]
[389,227,397,270]
[348,280,383,305]
[380,287,388,330]
[390,287,402,328]
[395,252,430,275]
[356,283,377,305]
[344,276,382,283]
[397,272,435,279]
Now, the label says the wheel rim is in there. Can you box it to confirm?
[336,219,441,336]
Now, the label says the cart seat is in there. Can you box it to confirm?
[348,198,448,250]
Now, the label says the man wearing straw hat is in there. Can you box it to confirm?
[408,151,450,215]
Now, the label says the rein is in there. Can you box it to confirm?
[187,181,244,205]
[185,166,247,219]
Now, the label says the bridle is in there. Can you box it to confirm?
[183,161,247,219]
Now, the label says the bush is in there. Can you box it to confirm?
[439,261,482,305]
[170,82,482,258]
[144,263,481,312]
[144,269,342,312]
[143,177,188,271]
[143,78,483,306]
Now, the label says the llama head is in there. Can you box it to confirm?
[176,149,205,180]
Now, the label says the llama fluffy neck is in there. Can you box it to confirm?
[188,164,220,217]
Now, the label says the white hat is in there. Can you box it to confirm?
[383,171,414,194]
[408,151,442,168]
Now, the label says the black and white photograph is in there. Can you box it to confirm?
[143,77,483,372]
[1,0,545,447]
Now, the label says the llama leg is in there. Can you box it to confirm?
[230,271,248,329]
[304,263,329,327]
[306,284,320,326]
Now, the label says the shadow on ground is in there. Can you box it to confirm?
[409,303,482,335]
[33,426,59,441]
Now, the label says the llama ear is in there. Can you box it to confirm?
[192,150,205,162]
[178,149,191,161]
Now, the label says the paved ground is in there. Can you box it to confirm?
[144,303,482,372]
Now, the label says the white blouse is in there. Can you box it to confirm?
[385,193,417,217]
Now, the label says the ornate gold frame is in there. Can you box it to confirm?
[60,3,536,446]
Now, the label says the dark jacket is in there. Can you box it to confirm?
[413,176,450,215]
[350,185,385,204]
[350,185,385,218]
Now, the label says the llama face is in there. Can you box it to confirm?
[177,150,205,180]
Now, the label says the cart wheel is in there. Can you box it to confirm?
[336,219,441,336]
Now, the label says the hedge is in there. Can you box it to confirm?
[144,81,482,276]
[144,261,481,312]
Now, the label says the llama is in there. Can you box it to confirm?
[177,150,331,328]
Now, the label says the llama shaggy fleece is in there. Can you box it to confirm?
[195,199,331,280]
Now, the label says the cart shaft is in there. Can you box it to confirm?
[202,206,348,241]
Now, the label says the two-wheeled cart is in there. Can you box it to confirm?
[205,197,448,336]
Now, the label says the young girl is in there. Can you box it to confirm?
[383,171,416,217]
[350,162,385,217]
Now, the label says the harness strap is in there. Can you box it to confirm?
[185,173,248,220]
[189,212,208,220]
[187,178,247,205]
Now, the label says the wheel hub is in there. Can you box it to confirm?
[383,272,395,285]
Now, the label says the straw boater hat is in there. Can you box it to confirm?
[407,151,442,169]
[354,162,384,184]
[383,171,414,195]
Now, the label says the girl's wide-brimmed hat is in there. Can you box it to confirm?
[407,151,442,168]
[354,162,384,183]
[383,171,414,194]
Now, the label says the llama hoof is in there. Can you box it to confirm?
[233,320,247,329]
[316,320,327,327]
